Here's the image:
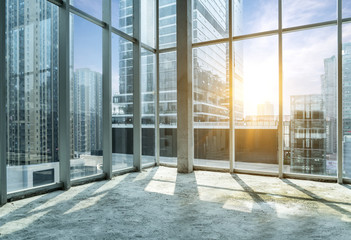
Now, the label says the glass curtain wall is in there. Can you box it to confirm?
[159,0,177,164]
[234,36,279,172]
[70,14,103,180]
[141,49,156,166]
[112,34,134,171]
[232,1,279,173]
[343,21,351,179]
[6,0,60,192]
[192,0,230,168]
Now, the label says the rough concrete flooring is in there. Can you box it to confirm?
[1,166,351,240]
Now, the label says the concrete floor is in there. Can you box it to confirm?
[1,167,351,240]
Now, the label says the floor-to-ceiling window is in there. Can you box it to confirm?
[159,0,177,165]
[70,14,103,180]
[6,0,60,192]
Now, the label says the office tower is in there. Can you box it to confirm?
[6,0,59,166]
[290,94,326,175]
[72,68,103,157]
[321,56,337,155]
[343,43,351,136]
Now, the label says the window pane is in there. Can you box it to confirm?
[193,0,228,43]
[6,0,59,192]
[193,43,229,168]
[159,0,176,49]
[283,26,337,176]
[70,15,103,180]
[344,0,351,19]
[234,36,278,172]
[70,0,102,20]
[141,49,156,166]
[343,23,351,179]
[233,0,278,36]
[283,0,336,28]
[141,0,156,48]
[112,0,133,36]
[112,34,134,171]
[159,51,177,164]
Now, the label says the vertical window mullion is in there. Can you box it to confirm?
[0,0,7,206]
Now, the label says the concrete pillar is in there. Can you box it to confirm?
[177,0,193,173]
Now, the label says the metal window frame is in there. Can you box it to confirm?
[0,0,7,206]
[1,0,351,207]
[189,0,350,182]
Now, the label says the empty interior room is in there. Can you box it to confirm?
[1,0,351,239]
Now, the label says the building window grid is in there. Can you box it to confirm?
[1,0,350,204]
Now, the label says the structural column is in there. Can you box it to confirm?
[59,0,71,190]
[177,0,193,173]
[133,0,142,171]
[102,0,112,179]
[0,0,7,206]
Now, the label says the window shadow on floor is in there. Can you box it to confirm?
[281,179,351,217]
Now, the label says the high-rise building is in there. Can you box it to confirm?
[71,68,103,157]
[289,94,326,175]
[321,56,337,155]
[6,0,59,166]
